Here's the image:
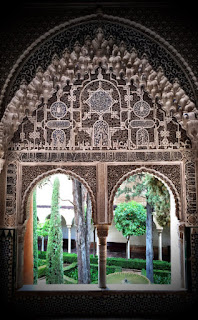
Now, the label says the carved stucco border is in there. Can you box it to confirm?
[108,165,182,224]
[1,12,197,108]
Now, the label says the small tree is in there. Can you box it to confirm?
[33,189,38,284]
[37,219,50,251]
[114,200,146,259]
[129,173,170,283]
[46,177,64,284]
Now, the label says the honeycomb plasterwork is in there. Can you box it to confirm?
[1,13,198,110]
[0,26,198,160]
[1,13,198,307]
[0,26,197,229]
[7,64,192,154]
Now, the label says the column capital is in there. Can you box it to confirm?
[96,224,109,238]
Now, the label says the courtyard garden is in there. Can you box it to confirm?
[37,251,171,285]
[32,172,171,286]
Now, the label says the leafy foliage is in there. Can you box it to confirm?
[46,177,64,284]
[37,219,50,238]
[114,200,147,238]
[116,173,170,227]
[145,175,170,227]
[141,269,171,284]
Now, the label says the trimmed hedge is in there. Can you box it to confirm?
[141,269,171,284]
[38,251,171,271]
[38,265,46,278]
[106,257,171,271]
[63,262,78,273]
[64,263,122,283]
[37,253,171,285]
[63,275,77,284]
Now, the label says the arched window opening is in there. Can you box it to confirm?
[23,169,184,290]
[107,171,183,289]
[23,173,95,286]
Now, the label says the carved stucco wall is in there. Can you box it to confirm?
[1,15,198,160]
[0,18,196,230]
[1,5,198,115]
[0,7,198,314]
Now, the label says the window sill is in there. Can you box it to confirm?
[18,283,186,292]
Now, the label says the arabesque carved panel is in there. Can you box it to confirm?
[10,67,191,153]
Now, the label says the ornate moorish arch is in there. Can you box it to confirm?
[107,165,183,289]
[21,167,96,228]
[0,14,198,294]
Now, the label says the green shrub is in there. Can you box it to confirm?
[106,257,170,271]
[64,263,122,283]
[64,262,78,273]
[38,251,47,259]
[38,265,46,278]
[63,275,77,284]
[154,272,171,284]
[64,266,78,280]
[141,269,171,284]
[38,251,170,271]
[38,258,46,267]
[153,260,171,271]
[63,253,78,264]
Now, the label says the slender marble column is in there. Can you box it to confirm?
[67,225,71,253]
[97,225,109,289]
[157,229,163,261]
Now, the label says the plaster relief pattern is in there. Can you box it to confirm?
[1,26,197,160]
[0,25,197,230]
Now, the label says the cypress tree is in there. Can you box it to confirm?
[46,177,64,284]
[33,189,38,284]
